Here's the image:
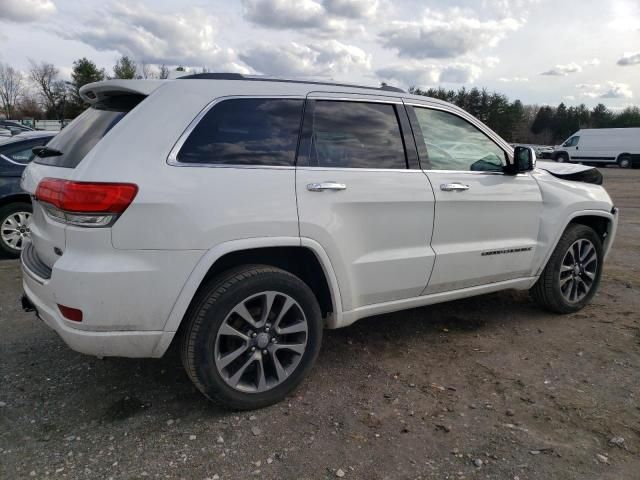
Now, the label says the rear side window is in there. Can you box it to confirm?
[34,95,145,168]
[309,101,407,169]
[177,98,304,166]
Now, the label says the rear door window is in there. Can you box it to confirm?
[307,100,407,169]
[176,98,304,166]
[34,94,145,168]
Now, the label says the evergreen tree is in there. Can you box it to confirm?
[113,56,138,79]
[68,57,105,117]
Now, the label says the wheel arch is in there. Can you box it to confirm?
[536,210,617,276]
[0,193,32,210]
[155,237,343,357]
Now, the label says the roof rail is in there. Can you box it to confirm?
[177,73,406,94]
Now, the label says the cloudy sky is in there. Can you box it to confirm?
[1,0,639,107]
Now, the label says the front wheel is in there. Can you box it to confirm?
[181,265,323,410]
[618,154,631,169]
[530,224,603,313]
[555,153,568,163]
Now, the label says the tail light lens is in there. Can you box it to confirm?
[36,178,138,227]
[58,304,83,322]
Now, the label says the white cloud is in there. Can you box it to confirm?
[563,95,576,101]
[376,62,482,87]
[540,62,582,76]
[241,0,367,35]
[583,58,600,66]
[379,8,522,59]
[239,40,371,77]
[69,2,247,71]
[323,0,378,18]
[600,82,633,98]
[617,52,640,66]
[0,0,56,23]
[499,77,529,82]
[576,82,632,99]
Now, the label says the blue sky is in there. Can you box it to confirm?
[1,0,639,107]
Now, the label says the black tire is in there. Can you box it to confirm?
[555,152,568,163]
[530,224,603,314]
[617,154,631,169]
[180,265,323,410]
[0,202,32,258]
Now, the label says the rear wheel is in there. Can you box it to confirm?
[181,265,323,410]
[617,154,631,169]
[0,202,32,258]
[530,224,603,313]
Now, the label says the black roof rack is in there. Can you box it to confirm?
[177,73,406,94]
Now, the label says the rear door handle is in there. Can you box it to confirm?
[307,182,347,192]
[440,183,470,191]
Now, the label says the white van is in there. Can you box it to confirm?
[553,128,640,168]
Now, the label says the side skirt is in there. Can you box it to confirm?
[332,276,538,329]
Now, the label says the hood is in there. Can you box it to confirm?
[535,160,603,185]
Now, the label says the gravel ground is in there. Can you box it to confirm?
[1,167,639,480]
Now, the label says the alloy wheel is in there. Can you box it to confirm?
[559,239,598,303]
[1,211,31,252]
[214,291,309,393]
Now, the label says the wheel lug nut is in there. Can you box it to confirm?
[251,346,256,352]
[262,350,268,355]
[265,327,270,332]
[251,332,257,338]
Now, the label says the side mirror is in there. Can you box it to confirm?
[513,146,536,172]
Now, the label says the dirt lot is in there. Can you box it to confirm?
[1,167,639,480]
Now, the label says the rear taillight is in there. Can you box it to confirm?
[35,178,138,227]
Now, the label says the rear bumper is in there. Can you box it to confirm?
[22,273,167,358]
[20,238,203,358]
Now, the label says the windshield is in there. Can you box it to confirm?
[34,94,145,168]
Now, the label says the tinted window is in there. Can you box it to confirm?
[413,108,506,172]
[34,95,145,168]
[310,101,406,169]
[1,138,49,164]
[177,98,304,166]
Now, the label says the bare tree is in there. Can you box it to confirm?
[28,60,62,114]
[159,64,170,79]
[0,63,25,119]
[139,60,157,79]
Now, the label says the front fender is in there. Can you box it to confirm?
[531,169,616,275]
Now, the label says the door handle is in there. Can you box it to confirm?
[307,182,347,192]
[440,183,470,191]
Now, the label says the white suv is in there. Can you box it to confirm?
[20,74,618,409]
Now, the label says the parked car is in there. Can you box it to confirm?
[0,131,56,256]
[552,128,640,168]
[20,75,618,409]
[0,120,35,136]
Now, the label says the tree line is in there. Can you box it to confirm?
[1,57,639,144]
[0,56,174,121]
[409,86,640,144]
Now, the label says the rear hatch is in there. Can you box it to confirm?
[21,84,156,271]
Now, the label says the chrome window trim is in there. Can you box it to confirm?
[167,95,306,169]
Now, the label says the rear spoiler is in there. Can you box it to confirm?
[79,80,166,104]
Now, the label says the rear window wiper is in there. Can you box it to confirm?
[32,146,63,158]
